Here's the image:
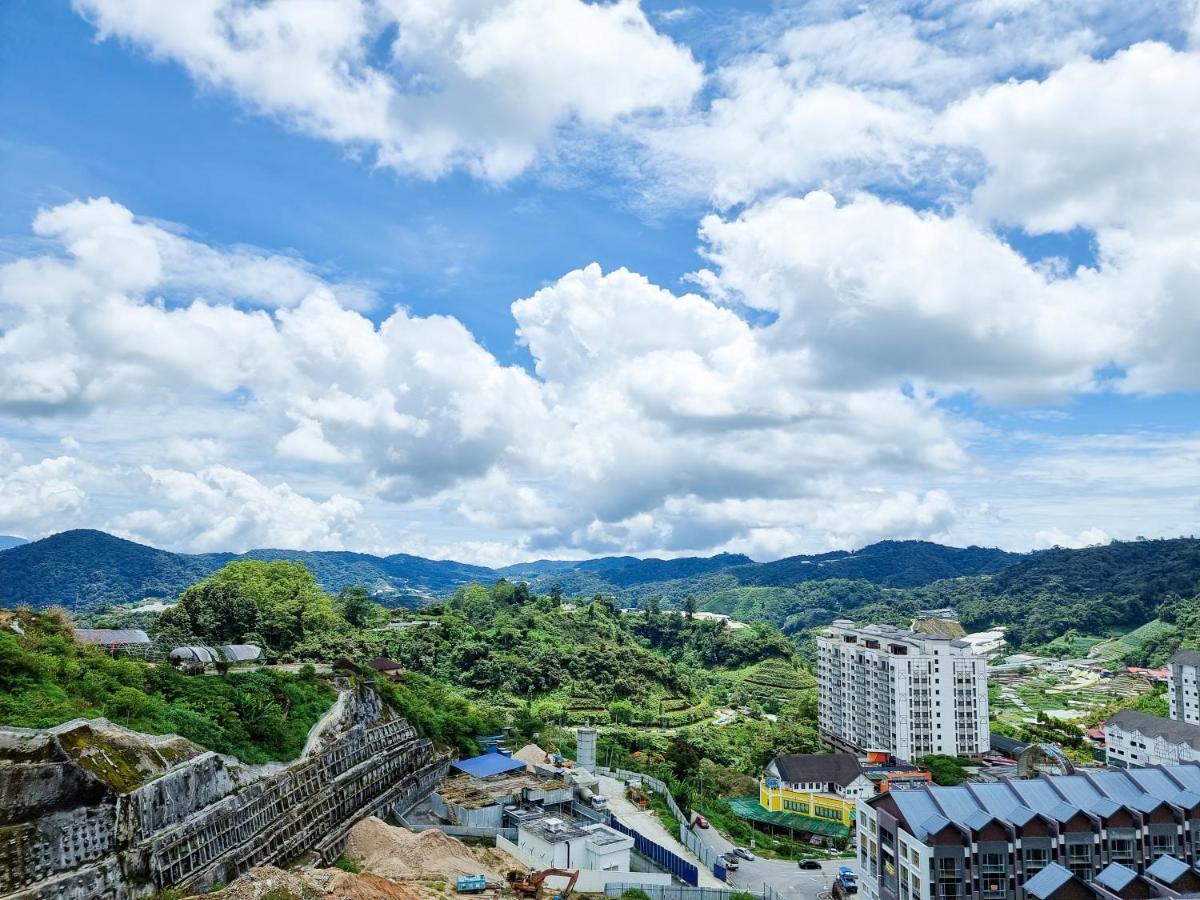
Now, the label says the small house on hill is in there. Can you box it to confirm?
[368,657,404,681]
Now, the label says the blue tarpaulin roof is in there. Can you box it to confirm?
[451,753,527,778]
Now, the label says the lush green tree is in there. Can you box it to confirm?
[337,586,385,629]
[157,560,337,653]
[683,595,697,619]
[920,755,970,786]
[666,732,703,781]
[156,579,261,644]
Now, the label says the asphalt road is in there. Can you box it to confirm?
[690,821,848,900]
[598,772,853,899]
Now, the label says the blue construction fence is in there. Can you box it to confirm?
[607,814,700,886]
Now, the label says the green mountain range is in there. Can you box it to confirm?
[5,530,1200,663]
[2,529,1015,612]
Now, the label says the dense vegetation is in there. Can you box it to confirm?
[960,538,1200,652]
[0,609,335,763]
[375,582,799,726]
[693,538,1200,663]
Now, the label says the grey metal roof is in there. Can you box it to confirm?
[1146,854,1192,883]
[990,733,1031,755]
[890,790,952,841]
[1109,708,1200,752]
[772,753,864,787]
[965,782,1038,826]
[1095,863,1137,892]
[1169,649,1200,667]
[875,765,1200,845]
[1083,769,1164,813]
[1022,863,1076,899]
[1121,767,1200,810]
[1048,775,1121,817]
[74,628,150,645]
[929,786,999,832]
[1163,763,1200,793]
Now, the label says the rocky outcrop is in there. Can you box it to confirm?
[0,682,443,899]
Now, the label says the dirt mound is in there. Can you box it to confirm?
[311,869,426,900]
[210,865,322,900]
[343,818,512,881]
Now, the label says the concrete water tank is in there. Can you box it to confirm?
[576,727,597,770]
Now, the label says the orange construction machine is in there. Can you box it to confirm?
[506,869,580,899]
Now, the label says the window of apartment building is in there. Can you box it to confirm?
[979,852,1008,900]
[1149,831,1176,859]
[814,806,842,820]
[1107,829,1137,866]
[1065,841,1094,879]
[935,856,962,899]
[1022,846,1049,878]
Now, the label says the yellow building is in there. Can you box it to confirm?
[758,753,875,827]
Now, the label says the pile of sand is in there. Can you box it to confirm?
[310,870,427,900]
[512,743,549,770]
[343,817,517,882]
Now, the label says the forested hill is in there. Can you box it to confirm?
[0,530,491,611]
[727,540,1017,588]
[508,541,1016,599]
[958,537,1200,646]
[0,529,1022,613]
[0,535,27,551]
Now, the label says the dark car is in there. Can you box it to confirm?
[798,860,821,870]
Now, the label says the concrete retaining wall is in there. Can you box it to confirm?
[0,683,443,900]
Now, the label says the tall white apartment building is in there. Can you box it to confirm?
[1168,649,1200,725]
[817,620,989,760]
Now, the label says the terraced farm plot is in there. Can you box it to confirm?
[990,666,1153,729]
[735,659,814,705]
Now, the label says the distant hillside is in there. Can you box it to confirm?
[529,541,1019,607]
[0,530,492,611]
[0,530,1029,615]
[0,531,231,611]
[728,541,1018,589]
[0,535,27,551]
[959,537,1200,647]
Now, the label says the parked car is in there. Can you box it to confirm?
[837,866,858,895]
[721,854,740,870]
[693,814,710,829]
[798,860,821,870]
[733,847,756,861]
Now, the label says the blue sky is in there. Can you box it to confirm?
[1,0,1198,563]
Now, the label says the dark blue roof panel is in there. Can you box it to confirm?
[450,753,527,778]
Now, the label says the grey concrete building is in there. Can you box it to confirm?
[1169,651,1200,726]
[817,621,989,760]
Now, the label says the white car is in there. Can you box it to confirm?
[733,847,756,861]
